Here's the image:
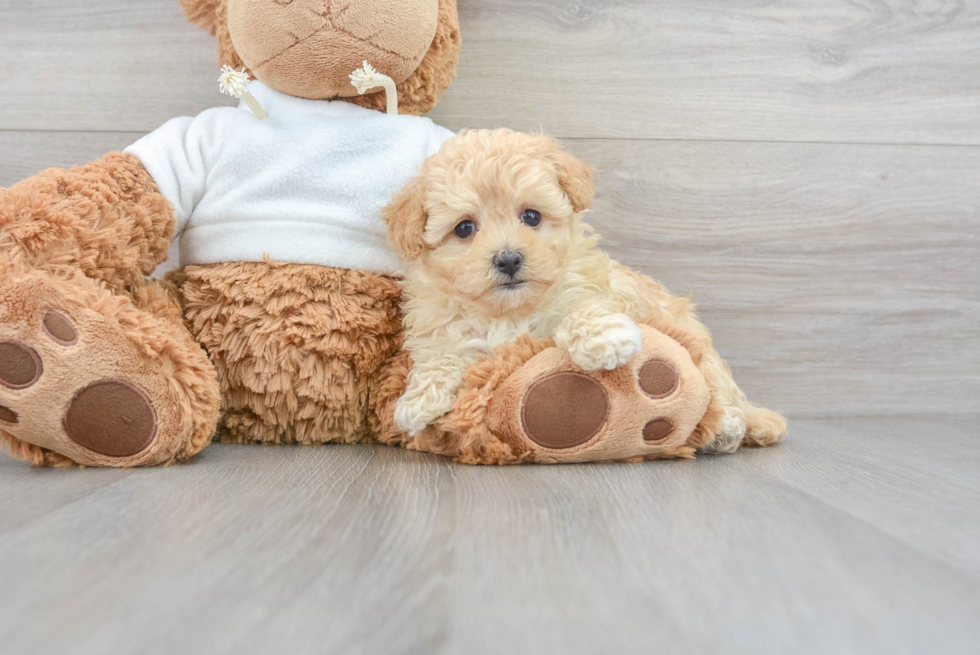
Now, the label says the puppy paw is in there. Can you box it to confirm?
[556,312,643,371]
[700,405,747,454]
[394,388,458,436]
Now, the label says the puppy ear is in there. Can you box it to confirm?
[382,176,428,261]
[547,141,596,213]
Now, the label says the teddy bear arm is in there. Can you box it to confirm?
[0,152,176,294]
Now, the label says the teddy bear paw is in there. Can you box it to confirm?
[0,270,214,467]
[489,324,712,463]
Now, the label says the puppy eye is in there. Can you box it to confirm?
[521,209,542,227]
[454,219,476,239]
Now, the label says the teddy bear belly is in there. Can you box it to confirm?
[178,261,403,445]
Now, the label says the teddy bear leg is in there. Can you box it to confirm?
[0,264,220,467]
[179,262,403,445]
[482,324,722,463]
[370,322,724,465]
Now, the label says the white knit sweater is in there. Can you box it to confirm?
[125,81,454,276]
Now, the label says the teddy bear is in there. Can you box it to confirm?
[0,0,784,468]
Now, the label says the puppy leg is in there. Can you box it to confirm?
[691,352,749,453]
[555,304,643,371]
[395,353,468,435]
[606,266,786,452]
[743,405,788,447]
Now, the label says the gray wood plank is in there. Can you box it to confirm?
[0,0,236,133]
[2,0,979,144]
[1,418,979,655]
[445,439,980,655]
[752,415,980,579]
[568,138,980,416]
[0,445,456,655]
[3,131,978,415]
[0,131,142,185]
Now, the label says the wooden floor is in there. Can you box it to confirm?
[1,417,979,655]
[1,0,979,653]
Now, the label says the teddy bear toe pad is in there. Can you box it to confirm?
[42,310,79,346]
[489,324,711,463]
[638,360,679,399]
[0,341,43,389]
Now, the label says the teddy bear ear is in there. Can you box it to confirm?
[180,0,222,35]
[347,0,462,116]
[382,177,429,261]
[180,0,248,71]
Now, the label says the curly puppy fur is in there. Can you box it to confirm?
[179,0,461,116]
[382,129,786,452]
[178,261,403,445]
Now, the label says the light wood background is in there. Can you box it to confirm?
[1,2,979,653]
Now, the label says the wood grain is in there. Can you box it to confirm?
[568,138,980,416]
[0,418,978,655]
[4,131,977,415]
[1,1,979,143]
[0,131,141,184]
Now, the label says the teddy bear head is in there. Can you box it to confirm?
[180,0,461,115]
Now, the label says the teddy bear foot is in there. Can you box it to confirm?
[0,267,219,467]
[488,324,715,463]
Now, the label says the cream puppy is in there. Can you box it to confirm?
[382,129,785,451]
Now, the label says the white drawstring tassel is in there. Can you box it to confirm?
[218,65,268,120]
[349,61,398,115]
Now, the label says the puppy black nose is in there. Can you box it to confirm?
[493,249,524,277]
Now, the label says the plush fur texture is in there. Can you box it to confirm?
[179,0,460,115]
[0,0,462,467]
[0,156,221,467]
[487,324,714,463]
[0,153,175,294]
[383,129,787,454]
[177,261,403,445]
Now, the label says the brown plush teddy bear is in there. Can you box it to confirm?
[0,0,782,468]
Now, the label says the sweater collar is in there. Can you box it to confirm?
[243,80,382,119]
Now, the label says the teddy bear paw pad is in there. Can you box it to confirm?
[638,360,679,398]
[0,341,43,389]
[521,372,609,449]
[0,405,18,424]
[63,380,158,458]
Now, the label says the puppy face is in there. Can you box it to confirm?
[383,129,595,314]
